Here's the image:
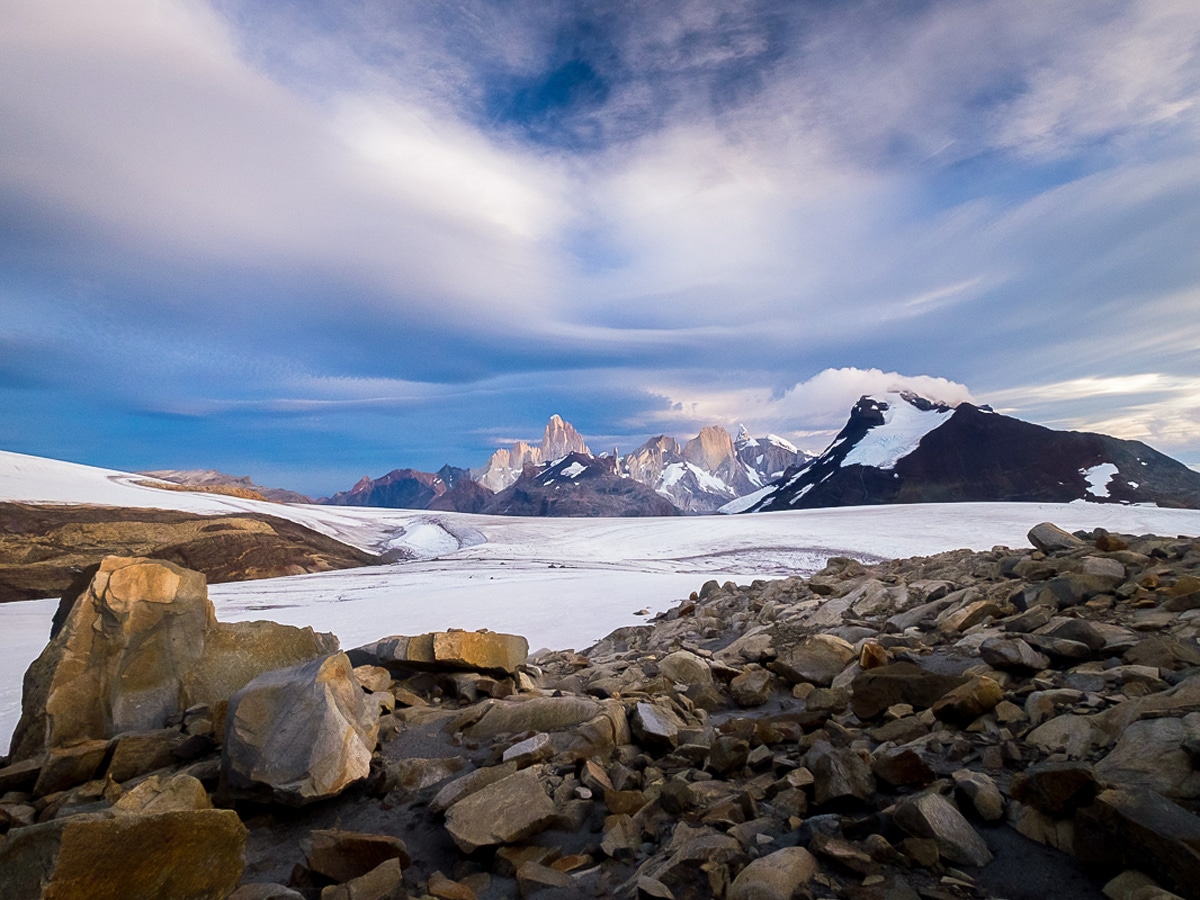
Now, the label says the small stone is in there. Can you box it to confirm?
[932,676,1004,727]
[515,861,574,895]
[953,770,1005,821]
[319,858,402,900]
[502,733,554,767]
[428,871,477,900]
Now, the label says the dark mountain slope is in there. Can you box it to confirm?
[749,394,1200,512]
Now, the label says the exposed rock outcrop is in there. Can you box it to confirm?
[0,502,379,602]
[10,555,336,762]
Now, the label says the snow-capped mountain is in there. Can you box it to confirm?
[734,427,812,483]
[481,451,679,517]
[619,426,811,512]
[472,414,590,492]
[733,391,1200,512]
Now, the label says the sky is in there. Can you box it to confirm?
[2,0,1199,496]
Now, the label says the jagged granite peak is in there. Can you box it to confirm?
[623,435,684,487]
[481,451,679,517]
[683,425,738,474]
[540,414,590,461]
[734,427,810,483]
[736,391,1200,512]
[473,416,591,492]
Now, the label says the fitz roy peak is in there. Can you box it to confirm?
[472,415,590,492]
[734,391,1200,512]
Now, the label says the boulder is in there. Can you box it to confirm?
[1075,788,1200,897]
[771,634,856,687]
[659,650,723,710]
[931,676,1004,727]
[444,768,557,852]
[183,619,338,710]
[302,829,410,884]
[463,695,602,738]
[224,652,379,804]
[105,727,189,782]
[33,738,111,796]
[384,756,467,794]
[850,662,970,720]
[730,668,772,707]
[892,791,993,867]
[11,557,338,765]
[1008,761,1098,816]
[1028,523,1087,553]
[11,556,212,761]
[632,701,685,748]
[726,846,818,900]
[1094,715,1200,800]
[0,809,246,899]
[112,772,212,814]
[429,762,520,814]
[952,770,1005,821]
[808,741,875,806]
[872,747,934,788]
[350,630,528,676]
[319,859,403,900]
[979,637,1051,672]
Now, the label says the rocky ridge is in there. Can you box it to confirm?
[1,523,1199,898]
[0,502,381,603]
[140,469,313,504]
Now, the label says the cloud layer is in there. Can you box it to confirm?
[2,0,1199,492]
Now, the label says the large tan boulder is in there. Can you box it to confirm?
[10,556,339,764]
[223,652,379,804]
[0,808,247,899]
[11,556,213,761]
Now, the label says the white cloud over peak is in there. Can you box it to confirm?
[641,367,976,452]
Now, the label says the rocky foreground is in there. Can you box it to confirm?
[1,522,1199,899]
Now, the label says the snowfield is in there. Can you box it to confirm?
[2,448,1200,752]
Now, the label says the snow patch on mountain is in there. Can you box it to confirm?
[840,396,954,470]
[1081,462,1120,498]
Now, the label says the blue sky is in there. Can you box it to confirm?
[2,0,1199,495]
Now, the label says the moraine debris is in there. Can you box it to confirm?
[0,521,1199,899]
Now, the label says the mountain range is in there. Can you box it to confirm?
[152,395,1200,516]
[316,415,813,516]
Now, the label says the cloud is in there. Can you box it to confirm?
[3,1,1200,483]
[639,367,976,452]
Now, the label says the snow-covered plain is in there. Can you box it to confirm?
[3,448,1200,752]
